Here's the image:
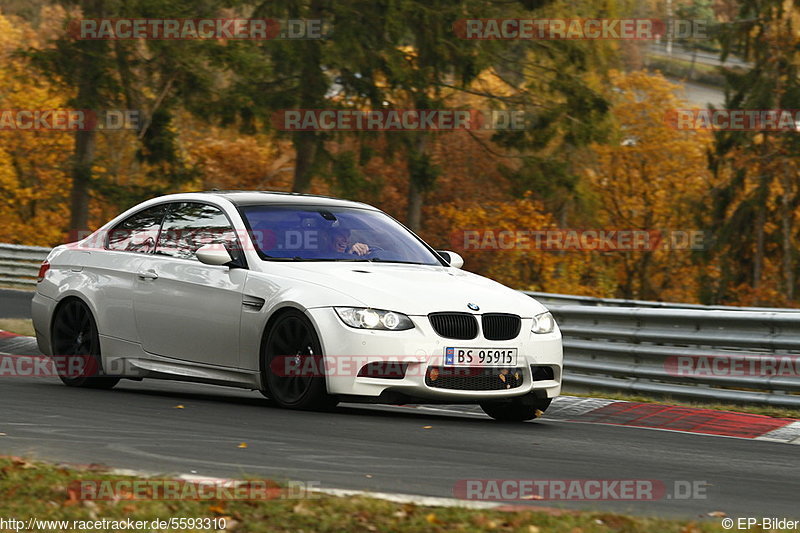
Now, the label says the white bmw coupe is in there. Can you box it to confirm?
[32,191,562,421]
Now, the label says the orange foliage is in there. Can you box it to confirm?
[583,70,715,301]
[182,121,295,192]
[0,9,73,246]
[427,195,616,295]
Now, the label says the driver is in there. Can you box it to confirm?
[330,228,370,256]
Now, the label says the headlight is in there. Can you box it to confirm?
[335,307,415,331]
[532,311,556,334]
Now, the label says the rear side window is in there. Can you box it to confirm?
[107,205,167,253]
[156,202,239,261]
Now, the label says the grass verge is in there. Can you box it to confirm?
[0,456,732,532]
[0,283,35,291]
[0,318,34,337]
[569,391,800,420]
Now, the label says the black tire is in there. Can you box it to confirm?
[261,310,337,410]
[480,396,552,422]
[51,299,119,390]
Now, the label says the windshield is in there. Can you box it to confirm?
[240,205,443,265]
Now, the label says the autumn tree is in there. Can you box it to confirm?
[487,0,620,227]
[0,9,73,245]
[705,0,800,305]
[25,0,246,231]
[585,70,712,301]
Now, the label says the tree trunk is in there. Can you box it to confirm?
[637,252,653,300]
[781,164,795,300]
[69,128,96,234]
[405,135,430,232]
[68,0,105,235]
[753,197,765,290]
[290,0,325,193]
[619,261,635,299]
[752,147,771,291]
[291,132,318,193]
[407,179,424,232]
[69,65,100,234]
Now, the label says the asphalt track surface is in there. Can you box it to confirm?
[1,292,798,521]
[1,361,798,520]
[0,288,34,318]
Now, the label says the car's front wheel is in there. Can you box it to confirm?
[52,299,119,390]
[261,310,338,410]
[480,396,552,422]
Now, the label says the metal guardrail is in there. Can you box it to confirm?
[1,243,798,406]
[525,291,796,312]
[647,43,751,68]
[525,292,800,407]
[0,244,50,286]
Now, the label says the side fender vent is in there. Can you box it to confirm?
[242,295,266,311]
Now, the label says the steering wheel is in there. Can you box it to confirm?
[362,245,385,258]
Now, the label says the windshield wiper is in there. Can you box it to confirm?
[265,256,433,264]
[265,256,321,261]
[343,258,432,265]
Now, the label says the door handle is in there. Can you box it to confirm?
[137,269,159,280]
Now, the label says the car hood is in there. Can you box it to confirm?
[263,262,547,316]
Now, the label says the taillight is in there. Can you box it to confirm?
[37,260,50,282]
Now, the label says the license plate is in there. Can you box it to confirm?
[444,347,518,367]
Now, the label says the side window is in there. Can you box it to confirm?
[107,205,167,253]
[156,202,238,261]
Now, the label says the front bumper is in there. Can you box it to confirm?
[307,307,563,402]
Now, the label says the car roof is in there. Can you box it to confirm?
[194,190,377,210]
[94,191,381,236]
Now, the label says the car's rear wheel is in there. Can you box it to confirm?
[52,299,119,389]
[262,310,337,410]
[480,396,552,422]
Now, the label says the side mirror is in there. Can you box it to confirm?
[196,244,233,266]
[437,250,464,269]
